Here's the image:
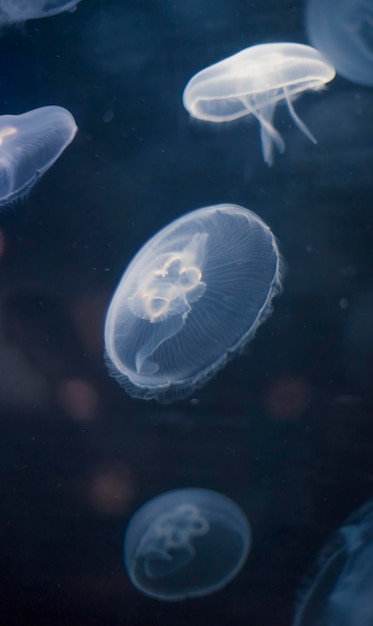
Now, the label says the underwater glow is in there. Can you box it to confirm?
[183,42,335,166]
[124,488,251,600]
[104,203,283,403]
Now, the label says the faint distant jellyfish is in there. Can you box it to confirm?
[306,0,373,86]
[293,498,373,626]
[182,43,335,166]
[0,106,77,206]
[124,488,251,600]
[0,0,81,25]
[104,204,283,403]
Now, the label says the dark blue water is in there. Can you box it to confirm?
[1,1,373,625]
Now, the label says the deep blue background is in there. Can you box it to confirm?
[1,1,373,624]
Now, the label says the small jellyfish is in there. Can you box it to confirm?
[104,204,283,403]
[293,499,373,626]
[0,0,81,25]
[306,0,373,87]
[124,488,251,601]
[0,106,77,207]
[182,43,335,166]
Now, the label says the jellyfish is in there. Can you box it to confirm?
[182,43,335,166]
[293,499,373,626]
[104,204,283,403]
[0,0,81,25]
[124,488,251,600]
[0,106,77,207]
[306,0,373,87]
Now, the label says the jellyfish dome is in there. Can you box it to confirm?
[305,0,373,87]
[0,106,77,207]
[183,43,335,166]
[104,204,283,403]
[293,498,373,626]
[124,488,251,600]
[0,0,81,25]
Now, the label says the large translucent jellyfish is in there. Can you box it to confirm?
[104,204,283,403]
[124,488,251,601]
[182,43,335,166]
[0,106,77,207]
[0,0,81,25]
[306,0,373,87]
[293,499,373,626]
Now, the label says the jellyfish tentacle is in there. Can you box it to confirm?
[283,86,317,144]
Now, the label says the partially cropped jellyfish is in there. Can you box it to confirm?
[293,498,373,626]
[104,204,283,403]
[0,0,81,25]
[124,488,251,600]
[183,43,335,166]
[0,106,77,207]
[306,0,373,87]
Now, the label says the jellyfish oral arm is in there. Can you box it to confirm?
[250,87,317,165]
[283,86,317,144]
[135,314,185,375]
[242,98,285,167]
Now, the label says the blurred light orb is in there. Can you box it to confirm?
[183,43,335,165]
[0,106,77,206]
[88,463,134,515]
[0,0,81,25]
[104,204,283,403]
[263,375,311,421]
[306,0,373,86]
[124,488,251,600]
[294,498,373,626]
[57,379,98,422]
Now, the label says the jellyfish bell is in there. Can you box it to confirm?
[104,203,283,403]
[0,105,77,207]
[0,0,82,25]
[182,42,336,166]
[293,498,373,626]
[124,488,251,600]
[305,0,373,87]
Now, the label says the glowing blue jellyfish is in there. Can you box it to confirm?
[306,0,373,87]
[183,43,335,166]
[0,0,81,25]
[0,106,77,207]
[293,499,373,626]
[124,488,251,601]
[104,204,283,403]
